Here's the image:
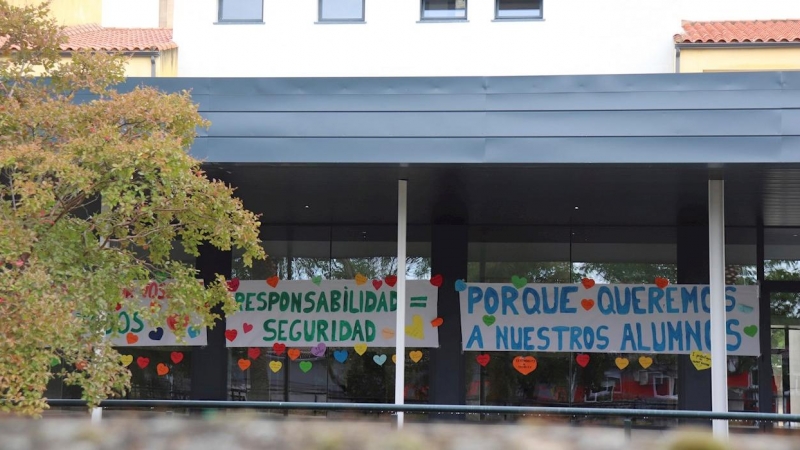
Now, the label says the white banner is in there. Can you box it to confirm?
[460,282,759,355]
[226,280,440,348]
[108,281,208,346]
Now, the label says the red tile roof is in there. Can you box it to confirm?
[675,19,800,44]
[1,24,175,52]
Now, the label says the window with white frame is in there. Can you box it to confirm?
[421,0,467,20]
[218,0,263,22]
[496,0,542,19]
[319,0,365,22]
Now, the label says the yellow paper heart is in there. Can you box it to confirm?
[381,328,395,339]
[689,351,711,371]
[120,355,133,367]
[354,343,368,356]
[409,350,423,363]
[392,354,397,364]
[614,357,629,370]
[405,314,425,340]
[638,356,653,369]
[269,361,283,373]
[355,273,367,285]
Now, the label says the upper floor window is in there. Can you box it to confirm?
[319,0,365,22]
[496,0,542,19]
[218,0,263,22]
[421,0,466,20]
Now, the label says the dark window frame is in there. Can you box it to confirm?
[217,0,264,24]
[494,0,543,20]
[420,0,468,22]
[318,0,366,23]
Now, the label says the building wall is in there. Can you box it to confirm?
[7,0,102,26]
[101,0,160,28]
[680,47,800,73]
[172,0,800,77]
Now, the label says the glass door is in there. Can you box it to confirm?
[766,288,800,424]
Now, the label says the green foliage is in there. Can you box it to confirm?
[0,1,264,415]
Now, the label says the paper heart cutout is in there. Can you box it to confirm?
[381,328,395,339]
[513,356,537,375]
[392,354,397,364]
[167,314,188,331]
[581,278,595,289]
[115,302,123,310]
[409,350,423,363]
[312,275,322,286]
[638,356,653,369]
[273,342,286,355]
[454,279,467,292]
[615,357,629,370]
[126,332,138,344]
[476,354,490,367]
[187,326,201,339]
[156,363,169,376]
[690,350,711,371]
[654,277,669,289]
[576,354,590,368]
[269,361,283,373]
[266,276,279,288]
[120,355,133,367]
[287,348,301,360]
[299,361,313,373]
[511,275,528,289]
[355,273,367,285]
[226,278,240,292]
[354,343,368,356]
[224,329,238,342]
[580,299,595,311]
[738,304,754,313]
[49,356,61,367]
[372,279,383,290]
[136,356,150,369]
[744,325,758,337]
[482,315,496,326]
[311,343,327,357]
[238,359,251,371]
[405,315,425,340]
[430,274,443,287]
[334,350,348,363]
[154,271,168,283]
[385,275,397,287]
[248,347,261,360]
[75,360,88,371]
[430,317,444,327]
[148,327,164,341]
[243,322,254,333]
[170,351,184,364]
[373,354,387,366]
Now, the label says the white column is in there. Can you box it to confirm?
[708,179,728,439]
[394,179,408,428]
[91,407,103,424]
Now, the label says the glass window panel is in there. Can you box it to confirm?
[219,0,263,21]
[422,0,466,19]
[765,228,800,281]
[497,0,541,18]
[321,0,363,20]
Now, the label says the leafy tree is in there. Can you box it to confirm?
[0,1,264,415]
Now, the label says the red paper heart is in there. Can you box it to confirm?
[243,322,253,333]
[580,299,595,311]
[266,276,279,288]
[227,277,240,292]
[655,277,669,289]
[225,329,238,342]
[122,288,133,299]
[385,275,397,287]
[372,279,383,290]
[170,351,184,364]
[430,274,443,287]
[125,332,138,344]
[476,354,491,367]
[115,303,122,311]
[167,314,188,331]
[136,356,150,369]
[576,354,590,367]
[273,342,286,355]
[248,347,261,359]
[430,317,444,327]
[75,360,88,371]
[581,278,596,289]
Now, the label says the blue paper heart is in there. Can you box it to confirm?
[333,350,348,363]
[737,304,754,314]
[148,327,164,341]
[373,354,387,366]
[187,326,201,339]
[454,279,467,292]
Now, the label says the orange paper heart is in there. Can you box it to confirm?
[287,348,301,360]
[430,317,444,327]
[156,363,169,376]
[266,276,279,288]
[581,278,595,289]
[512,356,537,375]
[126,332,138,344]
[238,359,251,371]
[381,328,395,339]
[655,277,669,289]
[580,299,594,311]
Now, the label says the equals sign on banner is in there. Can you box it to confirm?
[410,296,428,308]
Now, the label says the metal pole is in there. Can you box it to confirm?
[395,179,408,428]
[708,179,729,439]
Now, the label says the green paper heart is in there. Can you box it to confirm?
[482,315,496,326]
[511,275,528,289]
[154,271,168,282]
[744,325,758,337]
[49,357,60,367]
[312,276,322,286]
[299,361,313,373]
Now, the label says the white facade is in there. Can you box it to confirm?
[102,0,160,28]
[172,0,800,77]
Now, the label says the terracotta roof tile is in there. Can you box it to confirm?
[675,19,800,44]
[0,24,175,52]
